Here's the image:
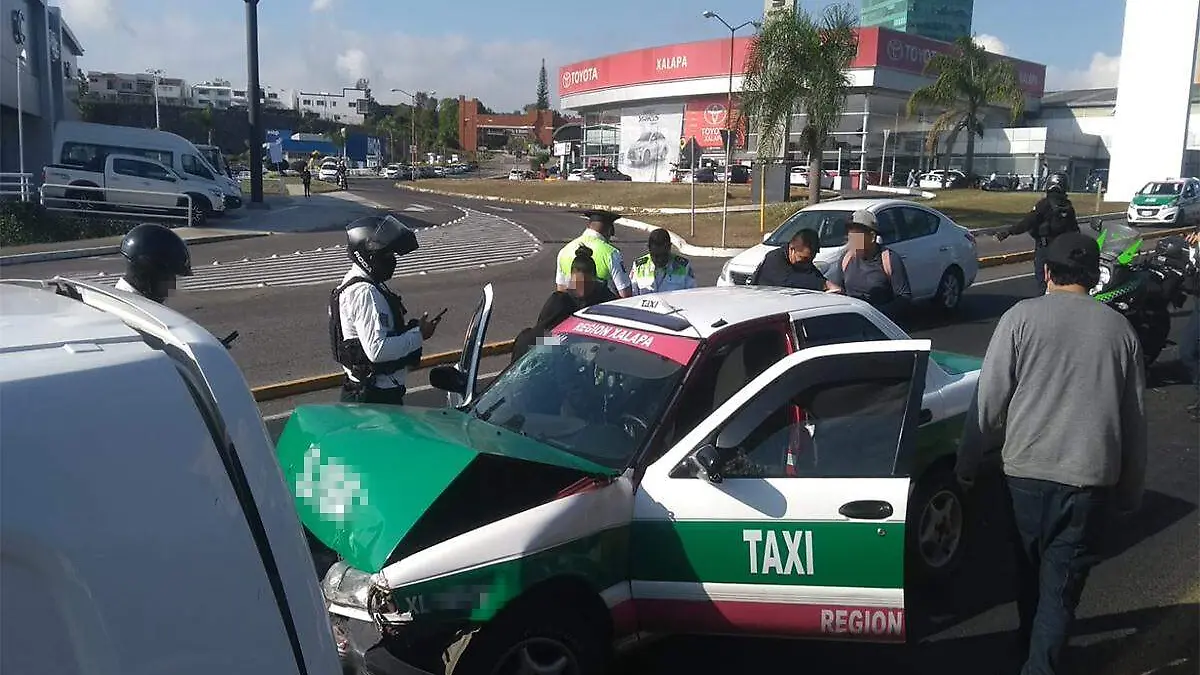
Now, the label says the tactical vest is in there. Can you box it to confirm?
[632,255,690,291]
[558,234,616,283]
[328,277,422,383]
[1036,197,1078,243]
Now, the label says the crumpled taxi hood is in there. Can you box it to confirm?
[276,405,614,573]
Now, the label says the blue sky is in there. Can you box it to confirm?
[59,0,1126,111]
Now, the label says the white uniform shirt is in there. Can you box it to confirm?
[554,229,633,295]
[336,266,423,389]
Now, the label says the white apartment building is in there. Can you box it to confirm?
[295,86,368,124]
[86,71,189,106]
[191,79,233,109]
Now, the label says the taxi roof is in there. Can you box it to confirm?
[577,286,876,339]
[0,281,144,354]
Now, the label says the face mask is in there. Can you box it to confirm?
[374,253,397,281]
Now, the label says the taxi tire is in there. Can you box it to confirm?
[443,596,609,675]
[906,465,968,585]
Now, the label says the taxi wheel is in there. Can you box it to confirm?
[906,466,968,584]
[444,596,609,675]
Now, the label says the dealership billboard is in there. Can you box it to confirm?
[617,103,684,182]
[559,26,1045,99]
[683,97,746,150]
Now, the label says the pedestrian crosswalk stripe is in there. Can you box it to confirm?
[67,209,541,293]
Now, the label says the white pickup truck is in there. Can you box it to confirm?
[42,153,227,225]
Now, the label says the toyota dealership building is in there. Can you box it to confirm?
[557,26,1058,185]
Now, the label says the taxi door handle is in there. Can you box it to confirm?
[839,500,894,520]
[919,408,933,425]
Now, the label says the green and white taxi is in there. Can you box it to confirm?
[1127,177,1200,225]
[277,285,985,675]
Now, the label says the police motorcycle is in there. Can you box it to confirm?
[1088,218,1197,363]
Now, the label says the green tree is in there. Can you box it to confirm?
[535,59,550,109]
[75,70,96,121]
[741,3,858,204]
[907,36,1025,182]
[506,134,529,157]
[437,97,460,150]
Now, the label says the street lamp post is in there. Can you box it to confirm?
[16,48,27,201]
[703,11,757,249]
[244,0,265,206]
[391,88,434,171]
[147,68,163,129]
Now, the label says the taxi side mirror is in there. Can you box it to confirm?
[688,444,724,484]
[429,365,466,395]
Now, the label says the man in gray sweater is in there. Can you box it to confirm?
[956,231,1147,675]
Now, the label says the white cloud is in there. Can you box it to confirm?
[974,34,1007,55]
[311,0,336,11]
[60,3,578,111]
[57,0,118,31]
[1046,52,1121,91]
[335,49,369,82]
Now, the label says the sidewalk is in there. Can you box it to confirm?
[0,192,386,266]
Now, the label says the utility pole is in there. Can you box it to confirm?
[244,0,265,206]
[147,68,163,129]
[703,11,757,249]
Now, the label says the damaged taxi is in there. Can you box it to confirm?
[276,285,985,675]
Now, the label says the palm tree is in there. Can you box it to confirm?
[741,3,858,204]
[907,36,1025,183]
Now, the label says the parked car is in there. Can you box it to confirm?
[918,170,969,190]
[677,167,717,183]
[626,129,670,167]
[318,161,340,182]
[715,164,751,184]
[43,153,225,225]
[1,277,341,675]
[382,165,401,179]
[508,169,528,181]
[284,284,986,674]
[789,166,835,189]
[1084,169,1109,194]
[1127,178,1200,225]
[567,168,596,181]
[593,166,632,181]
[717,198,978,312]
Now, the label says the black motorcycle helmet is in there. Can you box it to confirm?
[1153,235,1190,270]
[120,223,193,303]
[346,212,418,282]
[1045,171,1068,194]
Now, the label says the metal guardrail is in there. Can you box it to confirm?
[0,173,34,201]
[40,183,199,226]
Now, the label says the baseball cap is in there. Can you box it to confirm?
[847,209,878,232]
[1044,232,1100,272]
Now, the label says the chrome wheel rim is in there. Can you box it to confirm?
[918,489,963,569]
[940,273,962,309]
[492,636,579,675]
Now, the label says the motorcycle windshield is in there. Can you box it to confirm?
[1097,223,1143,265]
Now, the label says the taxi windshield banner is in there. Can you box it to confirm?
[552,317,699,365]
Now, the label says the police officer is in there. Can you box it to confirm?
[556,209,633,298]
[114,223,194,304]
[997,171,1079,295]
[330,213,440,405]
[631,228,696,295]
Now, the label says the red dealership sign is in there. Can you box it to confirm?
[683,97,746,150]
[559,27,1045,98]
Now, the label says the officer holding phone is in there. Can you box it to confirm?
[330,213,444,405]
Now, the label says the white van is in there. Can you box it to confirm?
[52,121,244,214]
[0,277,341,675]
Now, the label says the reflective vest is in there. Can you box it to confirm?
[631,253,694,294]
[557,232,617,283]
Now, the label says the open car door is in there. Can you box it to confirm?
[630,340,930,643]
[440,283,493,408]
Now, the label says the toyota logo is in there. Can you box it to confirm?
[887,39,904,62]
[704,103,727,126]
[561,72,572,89]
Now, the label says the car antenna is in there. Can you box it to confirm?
[711,319,728,328]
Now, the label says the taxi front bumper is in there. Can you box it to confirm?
[1127,205,1180,224]
[329,609,436,675]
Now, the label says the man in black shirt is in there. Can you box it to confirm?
[751,228,842,292]
[997,172,1078,295]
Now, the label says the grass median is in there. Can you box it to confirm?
[638,191,1131,249]
[413,178,783,209]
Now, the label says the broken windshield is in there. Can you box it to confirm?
[470,323,698,470]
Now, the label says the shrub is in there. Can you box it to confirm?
[0,201,135,247]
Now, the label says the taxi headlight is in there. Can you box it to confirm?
[1097,265,1112,288]
[322,561,372,609]
[719,259,732,281]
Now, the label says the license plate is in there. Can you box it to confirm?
[1138,209,1155,216]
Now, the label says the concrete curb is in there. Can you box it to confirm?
[252,340,516,402]
[616,216,746,258]
[0,230,271,266]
